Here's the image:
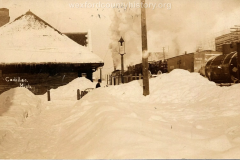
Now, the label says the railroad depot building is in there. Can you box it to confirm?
[0,11,104,95]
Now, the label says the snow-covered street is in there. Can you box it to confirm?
[1,70,240,159]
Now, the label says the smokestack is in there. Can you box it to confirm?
[0,8,10,27]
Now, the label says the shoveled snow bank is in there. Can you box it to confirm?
[52,77,240,158]
[1,69,240,159]
[0,87,42,158]
[106,69,225,103]
[42,77,95,101]
[0,87,42,127]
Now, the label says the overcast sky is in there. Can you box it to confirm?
[1,0,240,78]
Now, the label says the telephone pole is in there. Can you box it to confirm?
[141,0,149,96]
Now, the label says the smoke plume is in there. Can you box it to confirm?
[109,0,240,68]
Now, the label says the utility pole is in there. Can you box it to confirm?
[141,0,149,96]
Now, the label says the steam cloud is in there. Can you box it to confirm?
[109,0,240,69]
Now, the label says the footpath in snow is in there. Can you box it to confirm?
[0,69,240,159]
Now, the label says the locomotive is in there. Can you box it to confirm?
[120,50,221,77]
[111,47,240,84]
[124,59,168,77]
[200,43,240,83]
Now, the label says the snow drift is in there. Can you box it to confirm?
[106,69,223,103]
[0,69,240,159]
[0,87,41,127]
[42,77,95,101]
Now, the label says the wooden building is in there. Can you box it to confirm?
[167,51,221,73]
[215,32,240,52]
[0,11,104,95]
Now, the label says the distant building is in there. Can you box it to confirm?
[215,31,240,53]
[0,11,103,95]
[0,8,10,27]
[167,50,222,73]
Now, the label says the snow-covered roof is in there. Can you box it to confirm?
[0,11,103,65]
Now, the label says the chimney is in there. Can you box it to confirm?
[0,8,10,27]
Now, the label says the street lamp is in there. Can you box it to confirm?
[118,37,125,84]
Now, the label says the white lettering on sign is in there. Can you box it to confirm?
[5,77,28,83]
[5,77,32,89]
[19,83,32,89]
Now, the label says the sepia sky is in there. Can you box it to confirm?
[1,0,240,77]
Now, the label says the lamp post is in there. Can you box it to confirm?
[118,37,125,84]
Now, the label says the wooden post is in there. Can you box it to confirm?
[107,75,109,85]
[130,74,133,82]
[47,90,51,101]
[121,54,124,84]
[81,91,84,98]
[110,76,112,85]
[100,68,102,81]
[139,73,141,80]
[77,89,80,100]
[141,0,149,96]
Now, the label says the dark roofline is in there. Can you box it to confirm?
[0,8,9,10]
[167,53,194,60]
[11,10,63,35]
[0,62,104,68]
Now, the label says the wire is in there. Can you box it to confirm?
[103,49,110,61]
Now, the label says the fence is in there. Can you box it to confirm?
[46,74,145,101]
[106,73,144,86]
[47,88,94,101]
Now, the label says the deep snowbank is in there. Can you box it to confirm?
[1,69,240,159]
[106,69,219,103]
[0,87,42,158]
[54,80,240,158]
[0,87,41,127]
[51,70,240,158]
[41,77,95,101]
